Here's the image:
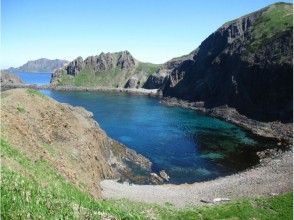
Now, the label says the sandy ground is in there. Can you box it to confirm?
[101,150,293,207]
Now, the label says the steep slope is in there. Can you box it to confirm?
[143,50,196,89]
[51,51,160,88]
[0,88,153,198]
[0,71,23,85]
[155,3,293,122]
[6,58,69,73]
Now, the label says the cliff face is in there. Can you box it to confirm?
[6,58,69,73]
[51,51,160,88]
[160,3,293,122]
[143,50,196,89]
[0,88,153,197]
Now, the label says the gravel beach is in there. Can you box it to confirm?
[101,150,293,207]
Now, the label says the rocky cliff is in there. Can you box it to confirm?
[148,3,293,123]
[6,58,69,73]
[51,51,160,88]
[0,88,156,197]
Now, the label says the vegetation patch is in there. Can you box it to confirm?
[26,88,46,98]
[249,3,293,51]
[56,63,160,88]
[16,104,26,113]
[1,139,292,219]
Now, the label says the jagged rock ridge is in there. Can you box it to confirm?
[51,51,160,88]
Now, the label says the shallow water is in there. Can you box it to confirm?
[41,89,273,184]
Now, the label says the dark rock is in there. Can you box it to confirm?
[117,50,136,69]
[124,76,139,88]
[162,3,293,123]
[143,73,167,89]
[67,57,84,76]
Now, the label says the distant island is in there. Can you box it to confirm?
[4,58,69,73]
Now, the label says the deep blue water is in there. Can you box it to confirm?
[13,71,52,85]
[41,90,271,184]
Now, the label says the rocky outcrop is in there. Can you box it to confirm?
[0,88,160,197]
[124,76,139,88]
[0,72,23,85]
[143,72,167,89]
[5,58,68,73]
[51,51,159,88]
[161,3,293,123]
[162,97,293,144]
[143,50,196,89]
[67,56,84,76]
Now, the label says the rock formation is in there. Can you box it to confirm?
[147,3,293,123]
[51,51,159,88]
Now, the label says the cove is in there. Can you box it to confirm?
[40,89,274,184]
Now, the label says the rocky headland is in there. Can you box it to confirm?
[51,51,160,88]
[154,3,293,124]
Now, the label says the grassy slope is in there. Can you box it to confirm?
[57,62,160,87]
[1,138,292,219]
[250,2,293,50]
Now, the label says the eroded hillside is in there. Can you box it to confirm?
[1,88,153,198]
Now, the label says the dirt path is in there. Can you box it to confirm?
[101,150,293,207]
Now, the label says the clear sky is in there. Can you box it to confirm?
[1,0,292,68]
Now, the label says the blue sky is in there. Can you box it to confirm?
[1,0,292,68]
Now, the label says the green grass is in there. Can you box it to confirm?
[26,88,46,98]
[16,104,26,113]
[249,2,293,51]
[135,63,160,76]
[1,138,293,219]
[56,62,160,88]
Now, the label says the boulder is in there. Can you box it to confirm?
[159,170,170,181]
[125,76,139,88]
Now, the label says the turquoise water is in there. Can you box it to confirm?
[41,90,272,184]
[13,71,51,85]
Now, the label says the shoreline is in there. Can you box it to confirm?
[161,97,293,145]
[0,84,161,97]
[2,84,293,208]
[1,84,292,144]
[101,149,293,207]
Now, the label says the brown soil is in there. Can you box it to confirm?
[1,88,152,197]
